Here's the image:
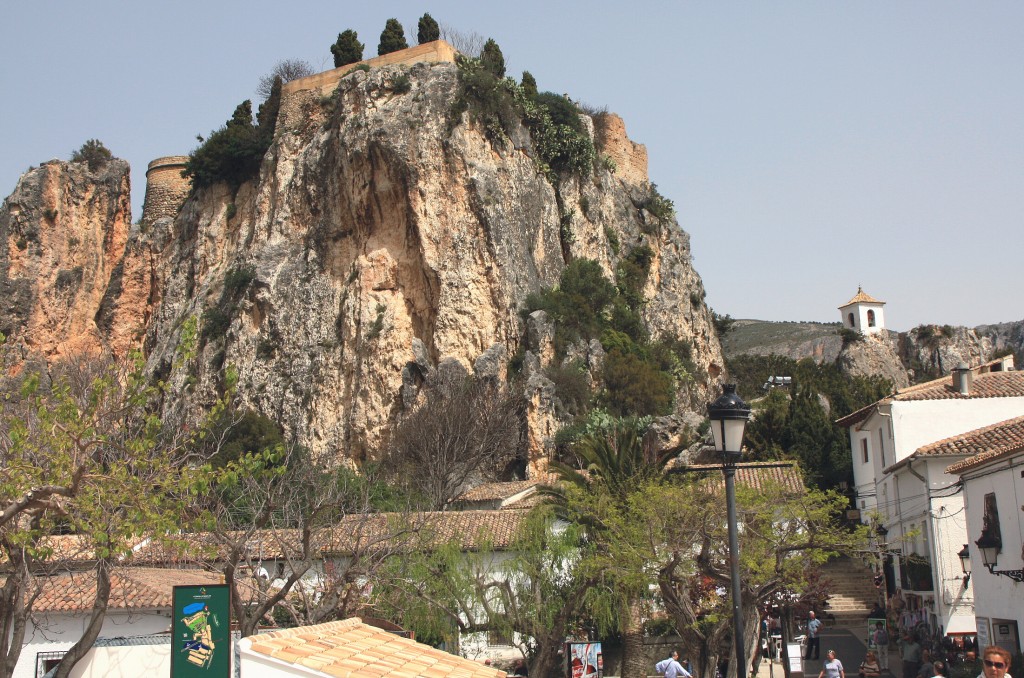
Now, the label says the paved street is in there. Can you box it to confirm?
[756,625,894,678]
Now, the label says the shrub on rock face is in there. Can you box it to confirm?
[185,100,275,190]
[521,71,538,99]
[378,19,408,56]
[417,13,440,44]
[70,139,112,171]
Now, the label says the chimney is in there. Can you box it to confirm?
[952,363,972,395]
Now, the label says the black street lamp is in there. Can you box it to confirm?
[708,384,752,678]
[957,544,971,587]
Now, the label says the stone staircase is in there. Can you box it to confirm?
[819,555,881,626]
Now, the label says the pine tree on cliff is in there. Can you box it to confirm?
[378,19,408,56]
[480,38,506,78]
[417,13,439,44]
[331,29,364,67]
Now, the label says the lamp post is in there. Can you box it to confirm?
[708,384,752,678]
[957,544,971,587]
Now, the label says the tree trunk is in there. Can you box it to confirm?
[621,599,649,678]
[0,563,29,678]
[53,560,112,678]
[532,635,565,678]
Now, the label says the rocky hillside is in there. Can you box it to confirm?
[1,57,723,470]
[723,319,1020,387]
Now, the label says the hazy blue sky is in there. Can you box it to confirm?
[2,2,1021,330]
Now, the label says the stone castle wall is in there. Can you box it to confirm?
[596,113,648,186]
[141,156,190,225]
[282,40,458,97]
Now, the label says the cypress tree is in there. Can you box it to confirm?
[378,19,409,56]
[521,71,538,98]
[480,38,505,78]
[331,29,364,67]
[417,13,440,44]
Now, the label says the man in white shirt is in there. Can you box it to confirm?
[656,650,692,678]
[804,611,823,660]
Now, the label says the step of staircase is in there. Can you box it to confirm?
[817,556,880,625]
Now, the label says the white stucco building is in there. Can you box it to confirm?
[839,287,886,335]
[838,356,1023,637]
[946,415,1024,655]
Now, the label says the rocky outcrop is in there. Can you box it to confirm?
[0,158,152,360]
[2,61,724,469]
[116,62,726,465]
[836,331,910,389]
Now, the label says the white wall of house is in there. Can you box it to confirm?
[960,453,1024,653]
[13,610,170,678]
[890,399,1024,462]
[63,644,171,678]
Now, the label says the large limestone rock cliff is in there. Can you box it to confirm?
[3,61,724,468]
[0,159,153,360]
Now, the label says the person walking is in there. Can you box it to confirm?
[977,645,1013,678]
[656,650,692,678]
[917,650,934,678]
[898,634,922,678]
[805,611,823,660]
[819,650,846,678]
[871,622,890,671]
[932,660,949,678]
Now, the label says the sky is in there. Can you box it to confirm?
[2,2,1021,331]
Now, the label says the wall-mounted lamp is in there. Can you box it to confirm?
[957,544,971,587]
[975,533,1024,583]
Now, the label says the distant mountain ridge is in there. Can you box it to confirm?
[722,318,1024,385]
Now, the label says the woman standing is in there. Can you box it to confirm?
[820,650,846,678]
[859,651,882,678]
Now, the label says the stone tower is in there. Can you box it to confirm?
[839,287,886,335]
[141,156,190,226]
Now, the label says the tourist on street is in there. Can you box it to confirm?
[932,660,949,677]
[819,650,846,678]
[805,611,823,660]
[977,645,1013,678]
[899,634,922,678]
[872,622,890,671]
[859,651,882,678]
[656,650,692,678]
[918,650,934,678]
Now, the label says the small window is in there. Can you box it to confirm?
[867,310,876,327]
[848,312,855,327]
[861,439,869,464]
[488,627,512,647]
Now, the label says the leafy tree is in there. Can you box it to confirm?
[521,71,538,99]
[69,139,112,171]
[377,18,408,56]
[378,507,597,677]
[480,38,506,78]
[0,344,219,678]
[417,13,440,44]
[331,29,364,67]
[184,100,270,190]
[256,59,313,99]
[382,361,524,510]
[649,478,864,678]
[548,419,673,678]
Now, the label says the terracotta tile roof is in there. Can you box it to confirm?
[669,460,805,493]
[943,415,1024,474]
[27,567,223,613]
[134,510,530,565]
[244,617,506,678]
[839,287,885,307]
[836,358,1022,427]
[892,370,1024,402]
[458,479,541,502]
